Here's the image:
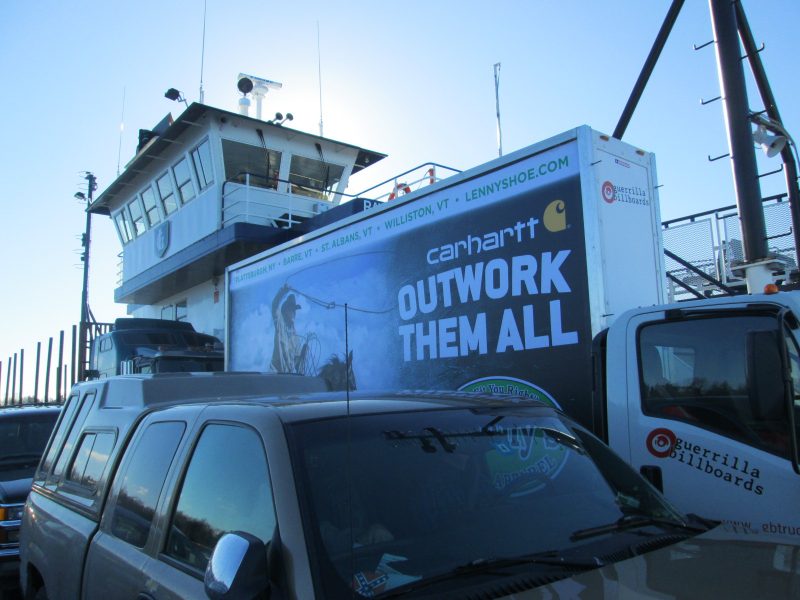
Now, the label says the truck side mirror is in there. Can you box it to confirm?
[204,532,270,600]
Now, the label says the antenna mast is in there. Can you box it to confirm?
[116,87,126,176]
[317,21,324,137]
[199,0,207,103]
[494,63,503,157]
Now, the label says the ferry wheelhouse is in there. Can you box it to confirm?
[90,98,386,339]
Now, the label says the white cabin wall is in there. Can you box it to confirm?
[129,278,226,340]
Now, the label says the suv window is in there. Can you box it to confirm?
[67,431,116,490]
[110,421,185,548]
[52,393,95,480]
[39,395,79,479]
[164,423,275,572]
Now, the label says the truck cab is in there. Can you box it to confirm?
[603,290,800,539]
[88,318,223,379]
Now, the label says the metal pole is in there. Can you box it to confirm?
[614,0,685,140]
[12,353,17,404]
[4,357,9,405]
[19,349,24,404]
[70,324,77,386]
[35,342,41,402]
[56,330,64,402]
[77,172,96,382]
[734,1,800,272]
[709,0,770,292]
[45,338,53,404]
[494,63,503,157]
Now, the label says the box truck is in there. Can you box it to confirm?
[227,126,800,540]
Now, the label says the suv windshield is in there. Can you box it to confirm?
[288,406,685,598]
[0,411,60,481]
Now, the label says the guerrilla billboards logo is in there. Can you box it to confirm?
[646,427,764,496]
[646,428,676,458]
[601,180,649,206]
[398,199,578,362]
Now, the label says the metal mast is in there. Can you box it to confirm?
[709,0,772,292]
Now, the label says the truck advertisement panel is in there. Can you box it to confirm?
[228,141,597,426]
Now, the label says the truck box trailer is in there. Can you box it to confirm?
[227,126,800,540]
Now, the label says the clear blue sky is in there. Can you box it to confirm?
[0,0,798,397]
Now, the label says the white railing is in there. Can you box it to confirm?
[663,195,796,301]
[222,175,332,229]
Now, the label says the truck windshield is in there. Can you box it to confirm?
[141,357,224,374]
[784,326,800,462]
[0,411,60,481]
[639,315,792,458]
[287,406,685,598]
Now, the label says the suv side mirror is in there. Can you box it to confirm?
[84,369,100,380]
[204,532,270,600]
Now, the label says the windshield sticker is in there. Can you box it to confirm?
[353,571,387,597]
[352,554,420,597]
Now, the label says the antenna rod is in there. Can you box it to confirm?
[199,0,207,103]
[116,87,126,176]
[317,21,324,137]
[494,63,503,157]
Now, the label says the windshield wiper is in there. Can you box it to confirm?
[570,514,702,542]
[377,551,602,598]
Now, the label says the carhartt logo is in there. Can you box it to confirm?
[602,181,615,203]
[543,199,567,232]
[646,428,676,458]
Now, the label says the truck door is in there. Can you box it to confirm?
[624,309,800,540]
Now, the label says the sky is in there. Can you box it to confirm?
[1,0,798,399]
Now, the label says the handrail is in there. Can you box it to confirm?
[351,162,462,197]
[662,192,788,227]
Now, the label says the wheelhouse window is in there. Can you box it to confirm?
[221,139,281,190]
[114,211,133,245]
[157,172,178,216]
[191,139,214,190]
[639,315,790,457]
[141,186,161,227]
[289,154,344,200]
[127,198,146,237]
[173,157,196,204]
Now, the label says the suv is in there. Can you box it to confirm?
[0,405,60,584]
[19,374,800,599]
